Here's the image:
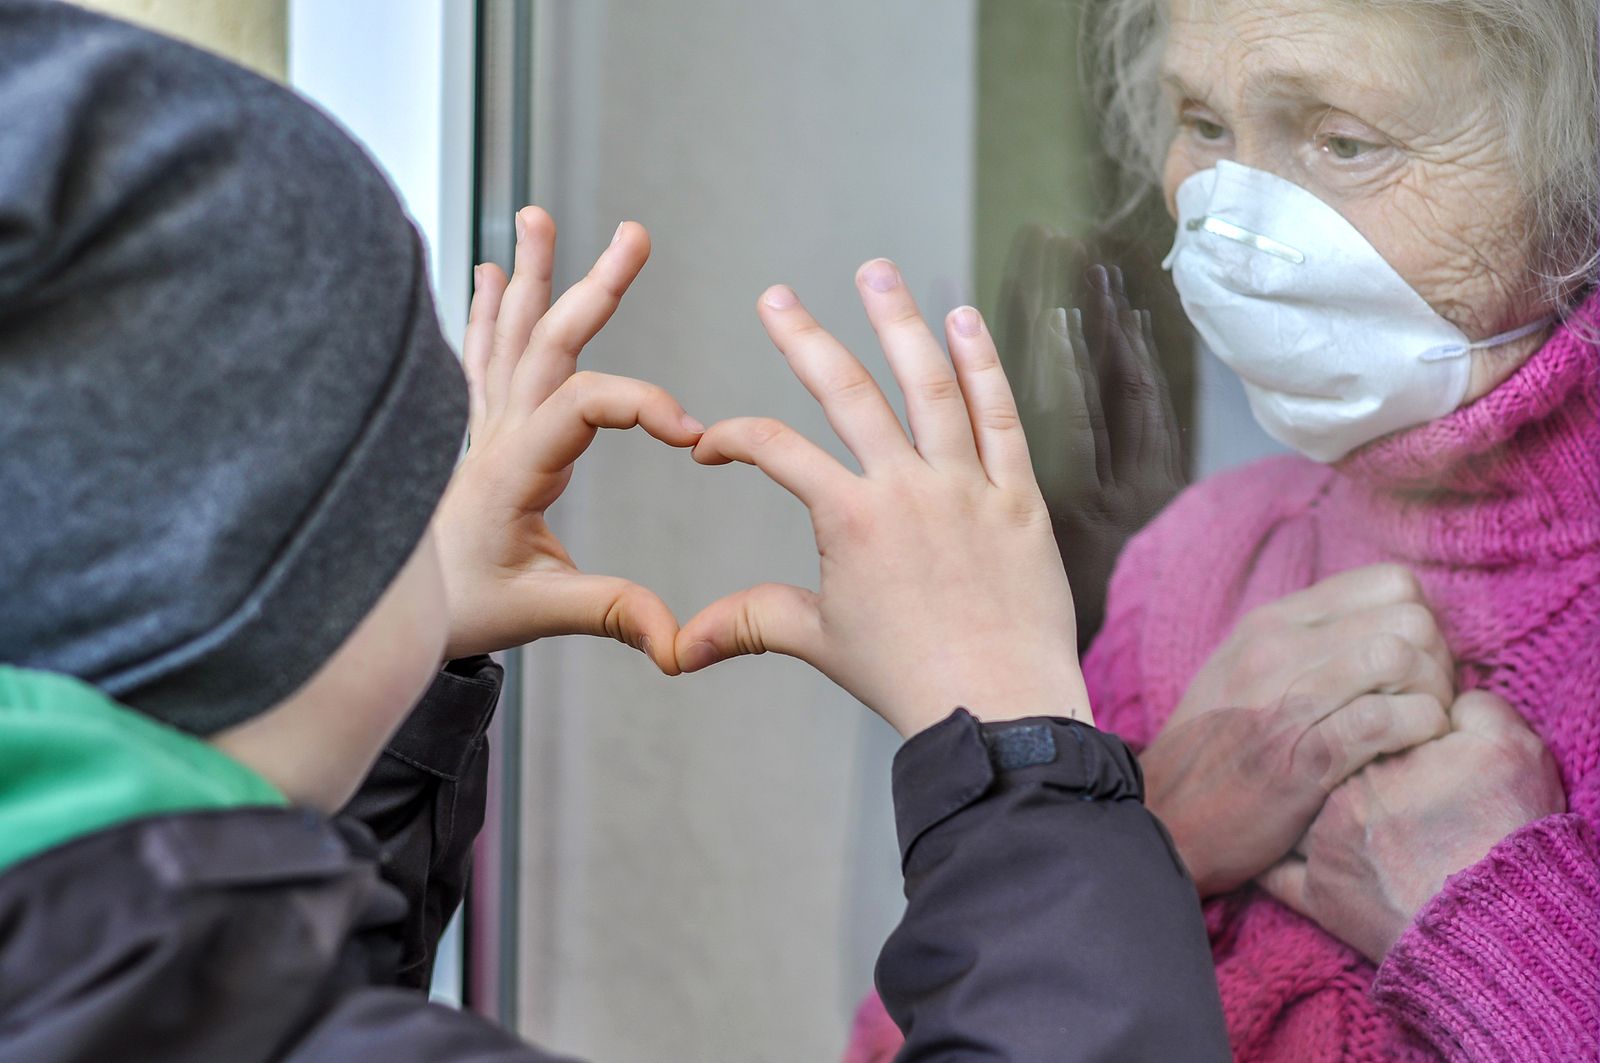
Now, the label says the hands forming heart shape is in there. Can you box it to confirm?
[432,207,1091,739]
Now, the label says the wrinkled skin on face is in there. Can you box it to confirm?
[1160,0,1555,403]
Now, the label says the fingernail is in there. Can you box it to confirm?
[953,305,982,337]
[682,642,718,673]
[763,284,798,309]
[515,211,526,242]
[681,413,706,434]
[861,259,900,293]
[640,636,654,659]
[473,264,483,288]
[611,222,625,247]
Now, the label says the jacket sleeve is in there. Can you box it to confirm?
[1372,766,1600,1062]
[338,655,503,989]
[877,709,1231,1063]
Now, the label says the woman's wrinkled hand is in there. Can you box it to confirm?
[673,260,1090,739]
[434,209,703,673]
[1260,692,1566,964]
[1144,565,1456,895]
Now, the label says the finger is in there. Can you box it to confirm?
[946,305,1036,489]
[1132,309,1184,482]
[487,207,558,418]
[856,259,982,472]
[1258,857,1311,918]
[691,416,855,509]
[995,225,1051,366]
[1284,629,1454,712]
[530,572,684,675]
[1268,564,1428,625]
[521,371,703,476]
[1063,305,1112,486]
[1300,692,1450,790]
[1318,602,1454,692]
[1047,232,1091,324]
[512,221,653,410]
[757,284,911,469]
[1120,308,1168,476]
[463,262,509,440]
[1022,308,1100,510]
[675,583,824,673]
[1085,264,1138,408]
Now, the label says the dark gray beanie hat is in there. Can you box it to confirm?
[0,2,468,734]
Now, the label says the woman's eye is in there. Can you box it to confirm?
[1323,135,1376,160]
[1180,109,1227,142]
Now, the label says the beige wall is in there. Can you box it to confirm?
[514,4,974,1060]
[70,0,287,80]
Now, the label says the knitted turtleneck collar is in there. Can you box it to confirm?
[1328,291,1600,566]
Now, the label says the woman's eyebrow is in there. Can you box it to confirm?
[1159,68,1198,97]
[1163,61,1404,123]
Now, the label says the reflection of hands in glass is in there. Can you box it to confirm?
[1260,691,1566,963]
[996,227,1187,648]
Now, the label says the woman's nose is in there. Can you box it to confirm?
[1227,139,1307,188]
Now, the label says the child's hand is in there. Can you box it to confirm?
[673,261,1091,739]
[434,209,702,673]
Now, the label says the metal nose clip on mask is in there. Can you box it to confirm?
[1162,160,1553,462]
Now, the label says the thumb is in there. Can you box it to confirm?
[1258,857,1311,918]
[534,573,684,675]
[1449,690,1524,736]
[675,583,823,674]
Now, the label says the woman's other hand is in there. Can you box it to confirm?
[1259,692,1566,964]
[674,260,1089,739]
[1144,565,1456,895]
[434,209,703,672]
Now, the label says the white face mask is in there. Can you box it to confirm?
[1162,160,1551,462]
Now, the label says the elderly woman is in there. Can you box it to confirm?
[847,0,1600,1059]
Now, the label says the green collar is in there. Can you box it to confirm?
[0,667,286,874]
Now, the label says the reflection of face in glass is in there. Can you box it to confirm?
[1156,0,1561,409]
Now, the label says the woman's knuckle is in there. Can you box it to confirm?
[1373,564,1423,602]
[1343,696,1394,746]
[1363,632,1415,679]
[1392,602,1438,644]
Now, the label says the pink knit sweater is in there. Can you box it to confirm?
[845,297,1600,1063]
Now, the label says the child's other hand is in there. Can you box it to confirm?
[673,262,1090,739]
[434,209,702,673]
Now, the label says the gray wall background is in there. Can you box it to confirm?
[512,4,976,1061]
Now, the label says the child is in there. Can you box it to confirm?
[0,5,1230,1060]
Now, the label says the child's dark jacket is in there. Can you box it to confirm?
[0,659,1230,1062]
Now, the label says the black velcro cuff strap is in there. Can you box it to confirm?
[890,709,1145,866]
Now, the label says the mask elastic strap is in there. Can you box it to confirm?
[1419,315,1557,362]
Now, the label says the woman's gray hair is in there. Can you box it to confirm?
[1090,0,1600,304]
